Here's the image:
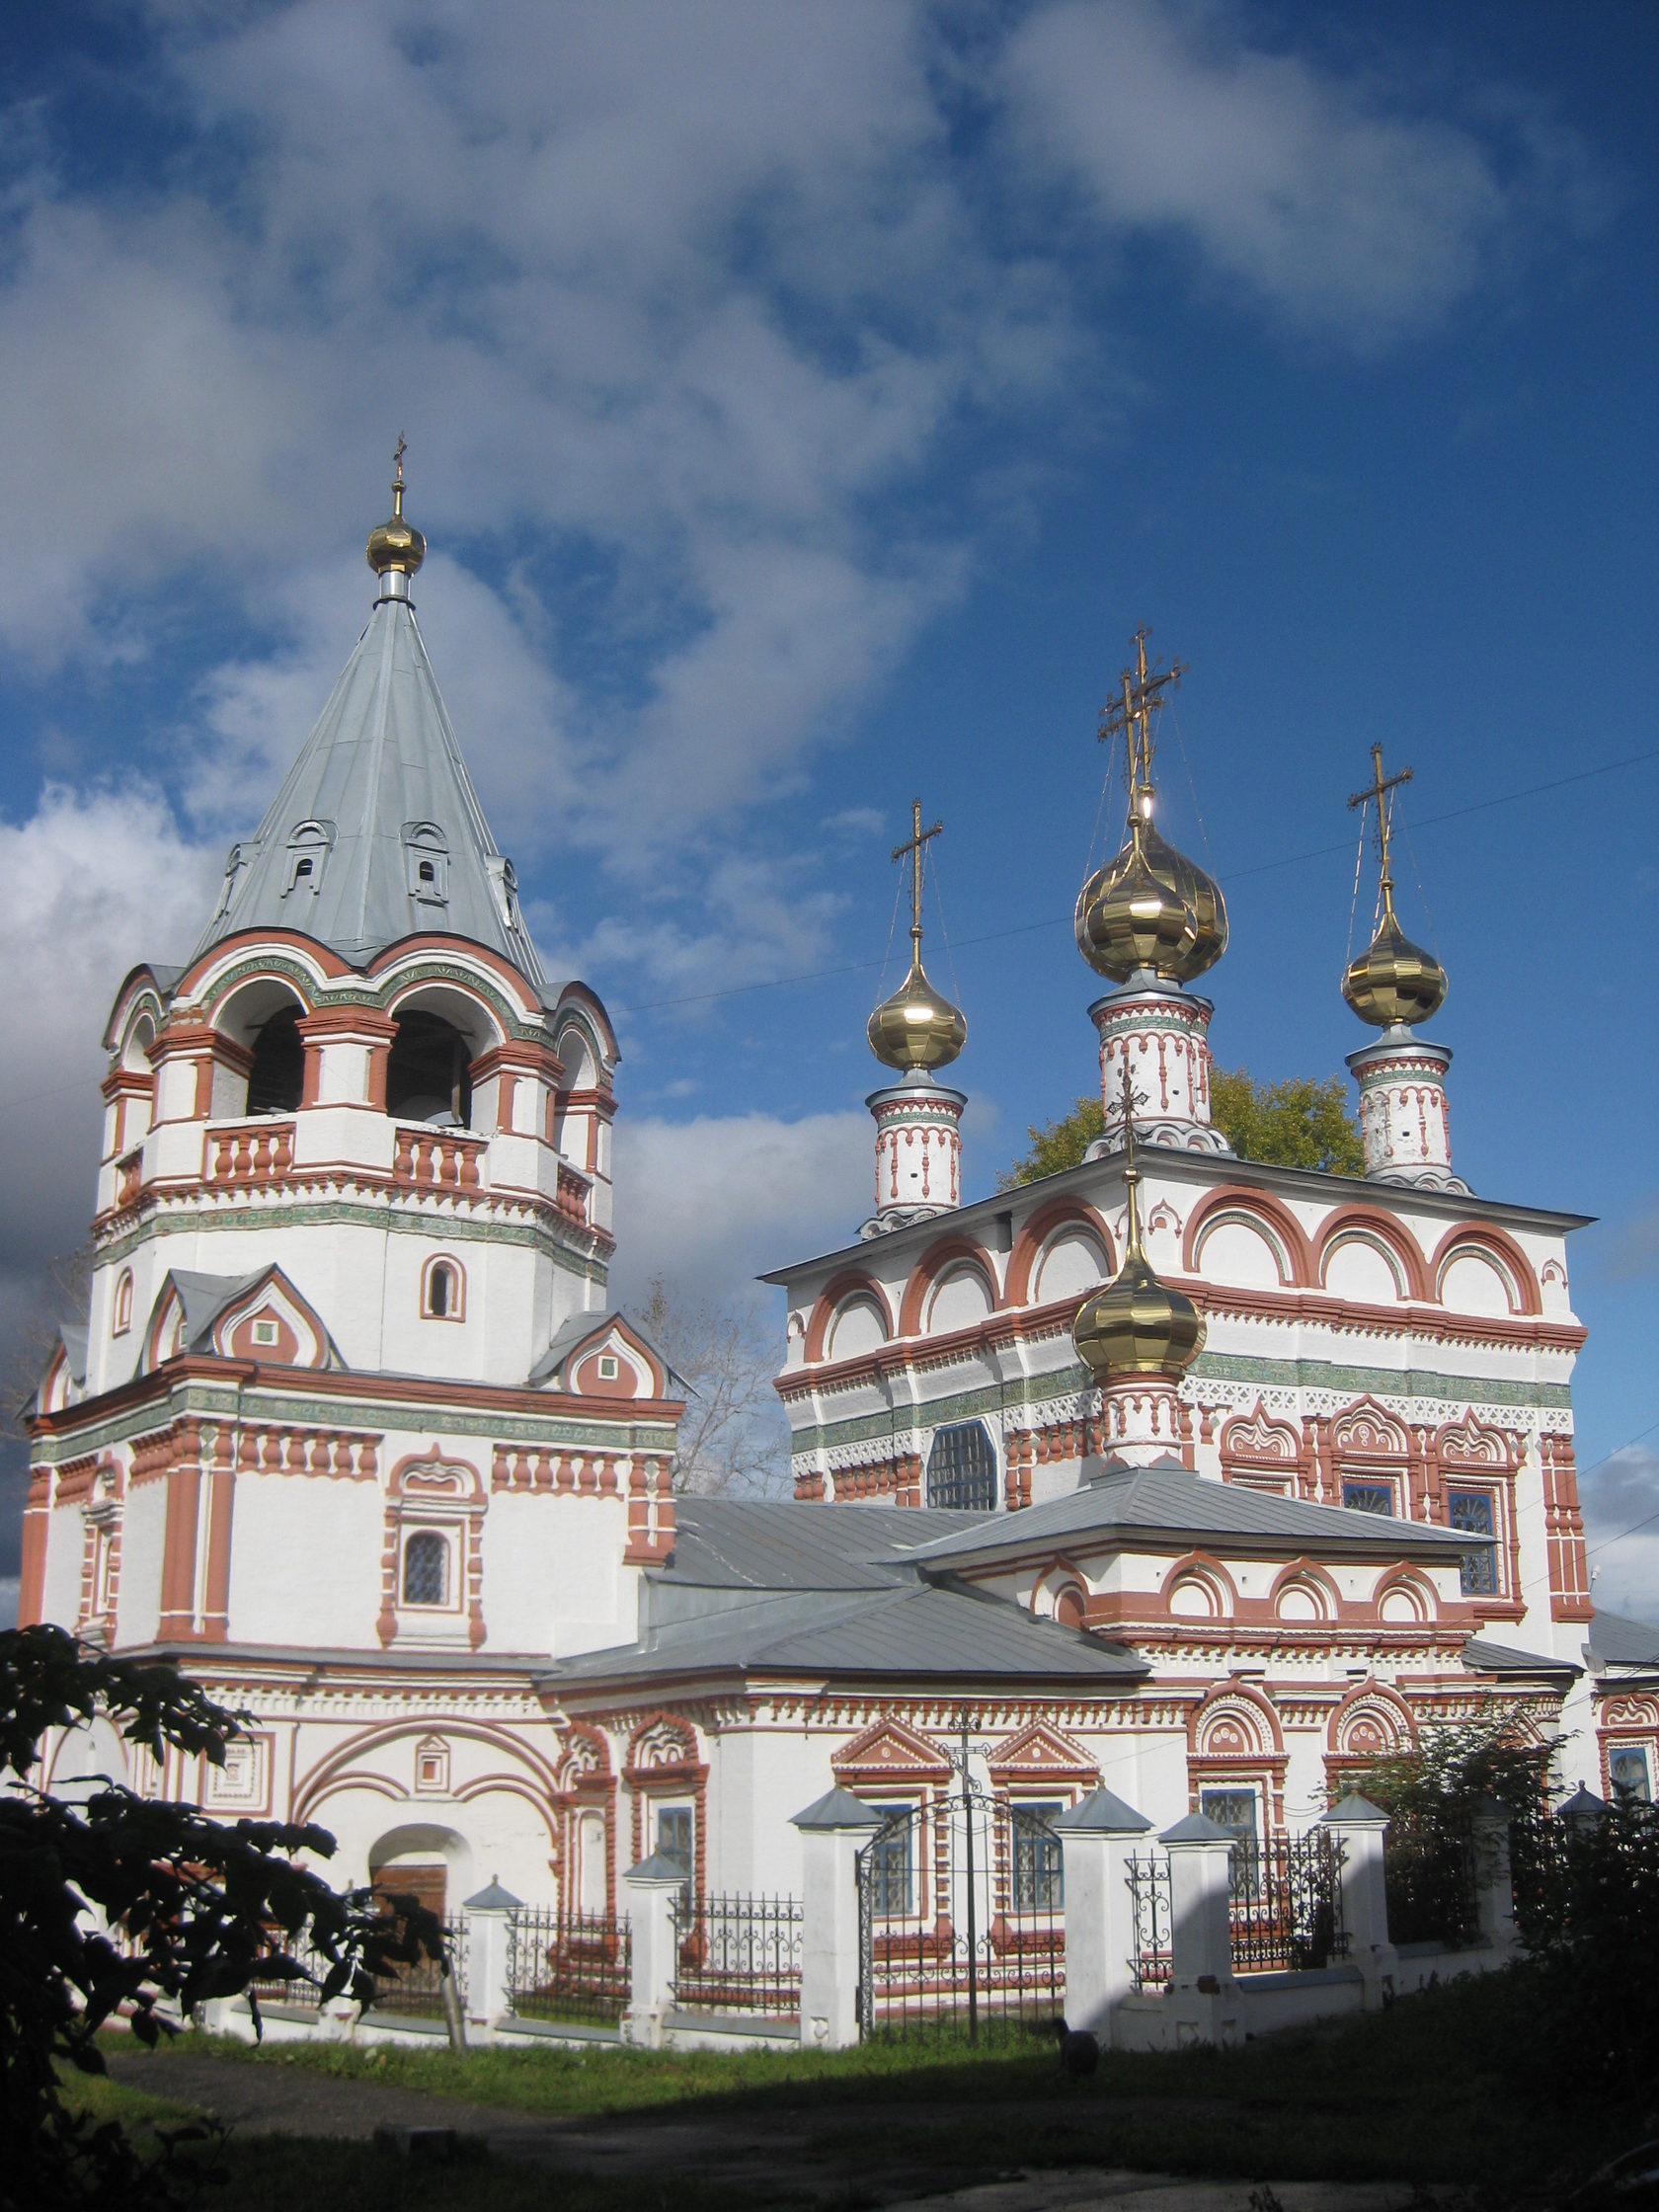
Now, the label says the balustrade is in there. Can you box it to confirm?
[203,1121,296,1187]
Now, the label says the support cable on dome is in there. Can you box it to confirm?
[1345,797,1369,970]
[1399,816,1443,962]
[926,844,964,1013]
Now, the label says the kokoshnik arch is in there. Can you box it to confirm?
[22,461,1655,1928]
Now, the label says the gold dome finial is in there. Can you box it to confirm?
[1341,742,1447,1029]
[1076,628,1227,986]
[1072,1056,1206,1382]
[868,798,967,1073]
[366,434,427,585]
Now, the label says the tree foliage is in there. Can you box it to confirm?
[0,1624,442,2210]
[997,1065,1364,1189]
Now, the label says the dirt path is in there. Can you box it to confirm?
[107,2050,1441,2209]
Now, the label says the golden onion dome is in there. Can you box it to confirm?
[1140,818,1227,978]
[868,946,967,1073]
[1342,892,1447,1029]
[1075,812,1203,985]
[1072,1134,1206,1382]
[367,441,426,580]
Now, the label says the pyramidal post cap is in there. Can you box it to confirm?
[366,435,427,583]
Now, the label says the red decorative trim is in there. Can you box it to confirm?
[804,1270,894,1365]
[899,1234,1000,1338]
[832,1713,952,1787]
[1182,1185,1315,1287]
[1315,1206,1431,1302]
[1005,1197,1116,1307]
[1428,1221,1542,1316]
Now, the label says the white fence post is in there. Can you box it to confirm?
[1469,1796,1518,1961]
[1319,1793,1396,2009]
[792,1786,881,2051]
[1053,1786,1152,2045]
[1161,1812,1242,2047]
[460,1877,522,2032]
[623,1854,683,2048]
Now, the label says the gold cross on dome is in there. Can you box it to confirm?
[1098,624,1185,803]
[1347,741,1413,894]
[891,798,944,948]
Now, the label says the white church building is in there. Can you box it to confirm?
[22,463,1656,1935]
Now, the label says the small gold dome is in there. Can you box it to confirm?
[1073,1247,1207,1382]
[868,948,967,1073]
[1075,812,1204,985]
[366,442,426,579]
[1342,900,1447,1029]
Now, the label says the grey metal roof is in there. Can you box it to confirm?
[1461,1635,1579,1680]
[551,1577,1149,1690]
[58,1324,88,1388]
[192,594,544,987]
[1585,1610,1659,1669]
[165,1270,266,1351]
[905,1459,1477,1568]
[530,1309,688,1393]
[658,1497,986,1593]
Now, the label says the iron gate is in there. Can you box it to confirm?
[855,1787,1064,2040]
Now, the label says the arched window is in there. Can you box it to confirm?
[387,1011,473,1128]
[402,1531,449,1608]
[926,1420,997,1512]
[113,1270,133,1336]
[424,1259,463,1321]
[246,1007,304,1114]
[1054,1585,1086,1631]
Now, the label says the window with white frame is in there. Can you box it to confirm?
[655,1803,694,1902]
[1447,1488,1498,1595]
[1011,1801,1065,1910]
[868,1803,917,1917]
[401,1529,450,1608]
[1610,1746,1653,1803]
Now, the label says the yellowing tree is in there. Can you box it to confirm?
[997,1066,1364,1188]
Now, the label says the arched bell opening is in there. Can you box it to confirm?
[387,1010,475,1129]
[246,1007,304,1114]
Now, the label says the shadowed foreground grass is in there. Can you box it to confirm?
[89,1970,1659,2209]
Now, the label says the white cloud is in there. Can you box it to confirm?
[609,1108,871,1313]
[1001,0,1599,346]
[0,783,220,1320]
[1582,1444,1659,1625]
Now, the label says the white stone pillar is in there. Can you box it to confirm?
[622,1855,684,2048]
[1345,1031,1467,1193]
[1468,1798,1518,1962]
[1161,1813,1242,2046]
[1053,1786,1153,2044]
[460,1876,523,2031]
[791,1786,882,2050]
[1089,984,1230,1156]
[1319,1794,1397,2009]
[863,1070,966,1236]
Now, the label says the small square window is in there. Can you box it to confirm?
[252,1316,279,1347]
[1342,1480,1394,1517]
[597,1353,619,1381]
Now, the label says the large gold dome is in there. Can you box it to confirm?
[868,947,967,1073]
[1342,900,1447,1029]
[1075,804,1227,987]
[1073,1245,1206,1382]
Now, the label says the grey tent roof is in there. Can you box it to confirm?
[658,1497,986,1593]
[551,1576,1148,1690]
[156,1268,345,1367]
[1585,1610,1659,1668]
[1462,1635,1579,1680]
[57,1324,88,1388]
[905,1459,1478,1569]
[193,593,544,987]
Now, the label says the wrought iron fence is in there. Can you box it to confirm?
[672,1892,802,2015]
[507,1907,633,2026]
[856,1797,1065,2040]
[1126,1851,1173,1991]
[1228,1834,1347,1974]
[1383,1813,1480,1948]
[244,1916,466,2016]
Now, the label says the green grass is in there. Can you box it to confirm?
[95,1972,1659,2210]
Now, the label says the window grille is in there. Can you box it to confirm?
[868,1805,915,1917]
[402,1530,448,1607]
[926,1420,997,1512]
[656,1805,694,1903]
[1610,1747,1653,1802]
[1011,1802,1065,1911]
[1448,1489,1498,1595]
[1341,1480,1394,1516]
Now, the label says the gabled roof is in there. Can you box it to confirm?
[192,594,544,988]
[1585,1610,1659,1670]
[1462,1635,1578,1681]
[529,1308,687,1394]
[551,1576,1149,1690]
[903,1458,1477,1569]
[147,1267,346,1369]
[658,1497,985,1593]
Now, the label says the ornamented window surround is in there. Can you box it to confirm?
[1218,1402,1310,1497]
[1429,1413,1523,1617]
[623,1713,707,1911]
[1187,1681,1288,1834]
[376,1451,487,1651]
[554,1725,617,1919]
[422,1254,466,1323]
[75,1457,124,1646]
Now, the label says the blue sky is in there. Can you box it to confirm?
[1,2,1654,1614]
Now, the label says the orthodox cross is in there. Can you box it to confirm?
[1347,742,1412,907]
[394,432,408,483]
[1098,625,1186,800]
[891,798,944,954]
[1114,1049,1150,1261]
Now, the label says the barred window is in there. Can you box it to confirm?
[1610,1747,1652,1803]
[1341,1480,1394,1516]
[402,1530,448,1607]
[1011,1803,1064,1911]
[1448,1489,1498,1595]
[926,1420,996,1512]
[869,1806,915,1917]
